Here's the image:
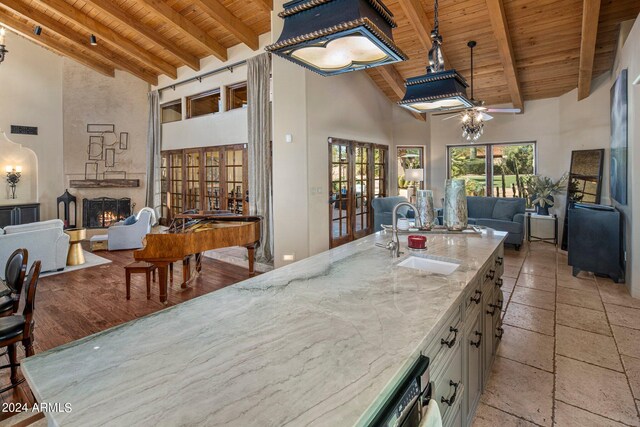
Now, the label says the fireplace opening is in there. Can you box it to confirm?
[82,197,132,229]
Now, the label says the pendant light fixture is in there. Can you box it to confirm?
[461,41,484,141]
[0,28,7,65]
[398,0,474,113]
[266,0,407,76]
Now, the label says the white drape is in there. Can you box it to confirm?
[145,90,162,215]
[247,53,273,264]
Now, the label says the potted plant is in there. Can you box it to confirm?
[525,173,568,215]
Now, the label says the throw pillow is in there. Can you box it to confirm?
[123,215,138,226]
[492,200,520,221]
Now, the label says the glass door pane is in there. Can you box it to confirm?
[185,151,201,210]
[204,149,222,210]
[448,146,488,196]
[373,147,387,198]
[330,142,351,247]
[160,154,168,221]
[354,145,370,236]
[491,143,535,200]
[169,153,183,218]
[225,147,245,214]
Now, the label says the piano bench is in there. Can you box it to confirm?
[125,262,157,300]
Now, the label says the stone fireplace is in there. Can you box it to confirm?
[82,197,132,229]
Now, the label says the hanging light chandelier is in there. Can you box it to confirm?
[398,0,474,113]
[461,109,484,141]
[461,40,483,141]
[266,0,407,76]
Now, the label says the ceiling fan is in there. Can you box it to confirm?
[434,41,520,140]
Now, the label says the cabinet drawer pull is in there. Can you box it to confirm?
[495,278,503,288]
[495,327,504,340]
[486,269,495,280]
[470,331,482,348]
[496,257,504,266]
[441,380,460,407]
[441,326,458,348]
[470,290,482,304]
[486,304,499,316]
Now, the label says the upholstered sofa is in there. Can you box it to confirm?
[371,196,415,232]
[0,219,70,279]
[465,197,526,249]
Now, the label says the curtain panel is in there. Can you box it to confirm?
[146,90,162,218]
[247,53,273,264]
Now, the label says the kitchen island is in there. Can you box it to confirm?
[22,230,506,427]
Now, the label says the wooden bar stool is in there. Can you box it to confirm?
[125,262,157,300]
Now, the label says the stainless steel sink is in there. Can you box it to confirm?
[398,255,460,275]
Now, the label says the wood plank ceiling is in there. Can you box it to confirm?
[0,0,272,85]
[370,0,640,111]
[0,0,636,107]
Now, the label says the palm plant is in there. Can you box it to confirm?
[525,173,569,209]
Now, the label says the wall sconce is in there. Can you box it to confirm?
[5,166,21,199]
[0,28,8,65]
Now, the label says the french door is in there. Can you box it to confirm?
[329,138,388,248]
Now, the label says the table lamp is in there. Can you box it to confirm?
[404,168,424,202]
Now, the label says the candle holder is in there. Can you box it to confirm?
[5,166,21,199]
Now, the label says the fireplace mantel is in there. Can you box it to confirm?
[70,179,140,188]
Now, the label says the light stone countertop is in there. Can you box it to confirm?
[23,229,506,427]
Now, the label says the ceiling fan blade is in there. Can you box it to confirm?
[432,111,459,117]
[485,108,521,114]
[479,112,494,121]
[442,114,461,121]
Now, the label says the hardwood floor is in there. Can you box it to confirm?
[0,245,255,419]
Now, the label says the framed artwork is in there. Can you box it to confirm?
[610,69,628,205]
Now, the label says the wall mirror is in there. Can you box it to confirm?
[561,149,605,250]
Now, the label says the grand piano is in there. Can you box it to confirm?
[134,212,262,304]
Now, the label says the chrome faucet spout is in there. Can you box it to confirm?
[388,201,421,258]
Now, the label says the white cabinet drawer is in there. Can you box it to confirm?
[433,344,463,422]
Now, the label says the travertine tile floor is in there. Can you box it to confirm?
[473,242,640,427]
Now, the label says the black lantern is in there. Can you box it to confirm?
[398,0,474,113]
[57,189,77,229]
[266,0,406,76]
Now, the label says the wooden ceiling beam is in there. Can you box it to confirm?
[252,0,273,13]
[139,0,227,61]
[485,0,524,111]
[83,0,200,70]
[0,9,114,77]
[31,0,177,78]
[577,0,601,100]
[193,0,260,50]
[366,66,426,122]
[0,0,158,85]
[396,0,432,51]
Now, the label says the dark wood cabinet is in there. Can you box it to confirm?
[0,203,41,228]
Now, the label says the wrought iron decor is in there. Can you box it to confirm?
[88,136,104,160]
[84,162,99,180]
[83,124,130,178]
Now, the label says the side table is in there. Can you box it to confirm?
[64,228,87,266]
[527,213,558,245]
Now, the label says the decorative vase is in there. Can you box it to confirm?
[444,179,468,230]
[416,190,437,228]
[535,196,553,216]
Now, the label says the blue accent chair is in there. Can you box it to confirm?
[372,196,415,232]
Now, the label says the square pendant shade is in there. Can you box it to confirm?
[399,70,474,113]
[266,0,407,76]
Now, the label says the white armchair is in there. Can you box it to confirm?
[107,210,152,251]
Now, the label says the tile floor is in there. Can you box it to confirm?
[473,242,640,427]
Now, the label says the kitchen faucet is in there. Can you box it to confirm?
[377,202,421,258]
